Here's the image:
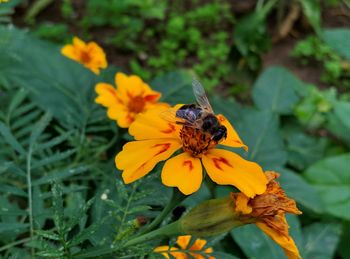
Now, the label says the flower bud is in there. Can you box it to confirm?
[179,196,253,237]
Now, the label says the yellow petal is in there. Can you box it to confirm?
[202,149,267,198]
[61,45,79,61]
[95,83,122,107]
[233,193,253,214]
[176,235,191,249]
[115,139,181,183]
[106,105,133,128]
[73,36,86,49]
[256,219,301,259]
[162,152,202,195]
[216,114,248,151]
[115,72,155,99]
[154,246,185,259]
[129,106,181,140]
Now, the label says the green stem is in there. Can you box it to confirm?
[26,146,34,258]
[138,189,186,235]
[124,221,183,248]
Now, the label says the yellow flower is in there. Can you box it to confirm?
[231,171,302,259]
[115,105,267,196]
[154,235,214,259]
[0,0,9,3]
[95,72,166,128]
[61,37,107,74]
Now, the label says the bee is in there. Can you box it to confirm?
[162,79,227,142]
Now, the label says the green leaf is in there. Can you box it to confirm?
[52,183,64,232]
[304,154,350,220]
[0,26,98,128]
[0,121,26,156]
[151,70,194,105]
[277,168,324,214]
[232,215,302,259]
[299,0,321,35]
[284,128,328,170]
[333,101,350,129]
[303,222,341,259]
[0,223,29,233]
[322,28,350,59]
[29,112,52,147]
[252,66,301,114]
[32,165,89,186]
[35,230,60,241]
[236,109,287,168]
[338,223,350,259]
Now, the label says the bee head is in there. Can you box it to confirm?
[212,125,227,142]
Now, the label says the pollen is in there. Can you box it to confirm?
[128,95,146,113]
[180,126,217,158]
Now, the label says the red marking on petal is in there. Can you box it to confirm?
[153,143,171,156]
[144,93,160,102]
[161,123,176,134]
[212,157,233,171]
[183,160,194,171]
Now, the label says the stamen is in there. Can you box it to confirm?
[180,126,217,157]
[128,95,146,113]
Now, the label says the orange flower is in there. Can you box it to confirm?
[154,235,214,259]
[61,37,107,74]
[115,105,267,196]
[231,171,302,259]
[95,72,166,128]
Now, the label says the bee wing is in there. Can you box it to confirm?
[160,107,202,129]
[192,78,214,113]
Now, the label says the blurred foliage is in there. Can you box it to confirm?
[1,24,350,258]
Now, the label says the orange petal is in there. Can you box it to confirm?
[115,139,181,183]
[216,114,248,151]
[176,235,191,250]
[107,106,132,128]
[95,83,122,107]
[153,246,185,259]
[129,106,181,140]
[61,45,78,61]
[162,152,202,195]
[72,36,86,49]
[202,149,267,198]
[115,72,156,99]
[233,193,253,214]
[256,218,301,259]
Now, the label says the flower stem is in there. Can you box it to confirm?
[138,189,186,235]
[124,220,183,248]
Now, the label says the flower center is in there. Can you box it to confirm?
[128,95,146,113]
[180,126,217,158]
[80,50,91,64]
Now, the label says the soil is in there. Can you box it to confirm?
[11,1,350,90]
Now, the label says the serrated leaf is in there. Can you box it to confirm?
[35,230,60,240]
[36,249,65,257]
[29,112,52,147]
[0,121,26,155]
[32,165,89,186]
[31,149,76,169]
[252,66,301,114]
[304,154,350,220]
[52,183,64,232]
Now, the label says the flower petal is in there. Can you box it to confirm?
[216,114,248,151]
[129,106,181,140]
[256,217,301,259]
[116,139,181,184]
[73,36,86,49]
[202,149,267,198]
[176,235,191,250]
[95,83,122,107]
[61,45,78,61]
[115,72,158,99]
[162,152,202,195]
[154,246,184,259]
